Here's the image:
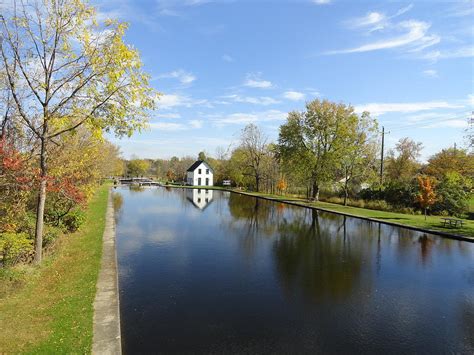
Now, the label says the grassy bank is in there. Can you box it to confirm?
[240,190,474,239]
[0,184,109,353]
[163,185,474,239]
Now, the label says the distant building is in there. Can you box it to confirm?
[186,160,214,186]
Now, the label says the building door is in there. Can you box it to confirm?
[198,177,201,185]
[205,178,209,186]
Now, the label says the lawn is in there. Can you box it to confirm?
[0,184,109,353]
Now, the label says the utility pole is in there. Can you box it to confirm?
[380,126,385,185]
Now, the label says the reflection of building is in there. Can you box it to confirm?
[186,188,213,210]
[186,160,214,186]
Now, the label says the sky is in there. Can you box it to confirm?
[95,0,474,161]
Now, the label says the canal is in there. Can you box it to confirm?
[114,186,473,354]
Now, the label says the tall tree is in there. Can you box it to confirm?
[239,123,268,192]
[0,0,156,263]
[339,112,378,205]
[385,138,423,183]
[278,99,364,201]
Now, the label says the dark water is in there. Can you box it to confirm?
[114,186,474,354]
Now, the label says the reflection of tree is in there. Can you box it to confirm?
[461,294,474,350]
[418,234,434,265]
[128,185,145,194]
[112,192,124,223]
[273,209,363,304]
[227,194,277,257]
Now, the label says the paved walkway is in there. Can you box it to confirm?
[92,191,122,354]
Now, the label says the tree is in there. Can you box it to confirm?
[0,0,156,263]
[339,112,378,205]
[385,138,423,183]
[276,178,287,194]
[433,172,470,217]
[416,175,437,220]
[239,124,268,192]
[425,147,474,179]
[127,159,150,177]
[198,151,207,161]
[278,99,364,201]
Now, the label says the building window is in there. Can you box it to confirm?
[198,169,201,174]
[206,169,209,174]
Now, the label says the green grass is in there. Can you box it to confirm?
[0,184,109,353]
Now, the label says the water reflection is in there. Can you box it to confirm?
[274,210,363,303]
[115,187,474,354]
[186,188,213,210]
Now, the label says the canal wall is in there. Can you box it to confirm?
[92,190,122,354]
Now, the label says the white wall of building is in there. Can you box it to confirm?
[187,162,213,186]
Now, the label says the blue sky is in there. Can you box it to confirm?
[96,0,473,161]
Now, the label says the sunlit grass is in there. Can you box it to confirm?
[0,184,109,353]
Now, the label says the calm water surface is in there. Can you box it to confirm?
[114,186,474,354]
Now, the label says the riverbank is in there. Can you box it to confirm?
[0,184,109,353]
[162,185,474,240]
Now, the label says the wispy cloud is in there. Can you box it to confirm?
[189,119,204,128]
[327,20,439,54]
[422,69,438,78]
[157,94,209,109]
[210,109,286,126]
[222,94,280,105]
[149,119,204,131]
[312,0,332,5]
[355,100,463,116]
[243,73,273,89]
[421,46,474,61]
[155,69,196,84]
[283,91,306,101]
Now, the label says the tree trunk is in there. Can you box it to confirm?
[312,181,320,201]
[344,178,349,206]
[424,207,427,221]
[33,137,47,264]
[255,175,260,192]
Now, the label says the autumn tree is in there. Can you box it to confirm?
[276,178,287,194]
[0,0,156,263]
[127,159,150,177]
[385,138,423,183]
[416,175,436,220]
[278,99,366,201]
[425,147,474,179]
[239,124,268,192]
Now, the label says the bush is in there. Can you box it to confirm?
[0,233,33,266]
[61,210,86,232]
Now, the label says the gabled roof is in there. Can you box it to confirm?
[187,160,213,172]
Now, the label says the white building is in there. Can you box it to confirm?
[186,160,214,186]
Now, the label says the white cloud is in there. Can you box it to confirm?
[312,0,332,5]
[422,46,474,61]
[243,73,273,88]
[328,20,439,54]
[222,54,234,62]
[422,69,438,78]
[283,91,306,101]
[355,101,463,116]
[155,69,196,84]
[422,119,468,129]
[155,112,182,119]
[149,122,186,130]
[189,119,203,128]
[349,12,386,29]
[211,109,286,126]
[222,94,280,105]
[157,94,209,109]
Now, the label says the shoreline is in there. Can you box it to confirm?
[158,184,473,243]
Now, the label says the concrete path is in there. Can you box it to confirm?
[92,190,122,354]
